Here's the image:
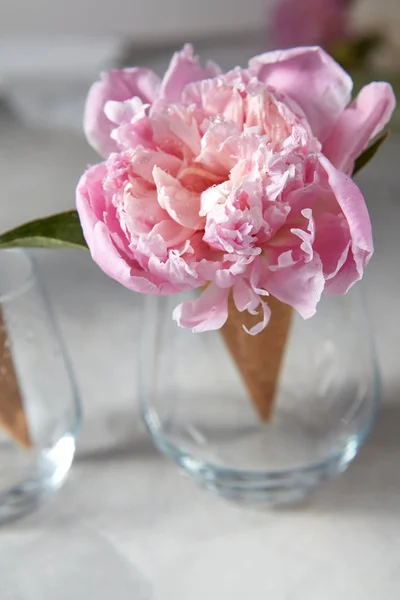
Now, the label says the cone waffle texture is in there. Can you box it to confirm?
[0,310,31,448]
[221,295,293,421]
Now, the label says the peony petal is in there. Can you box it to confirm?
[84,68,161,158]
[150,220,194,248]
[173,284,229,332]
[104,97,144,125]
[322,82,396,174]
[160,44,221,103]
[233,279,260,314]
[131,148,181,182]
[243,299,271,336]
[76,162,108,248]
[319,156,373,294]
[107,100,155,152]
[196,120,242,175]
[153,167,204,230]
[77,164,177,295]
[194,78,245,126]
[147,250,200,288]
[312,210,351,281]
[91,221,180,294]
[119,189,168,237]
[249,46,352,141]
[266,254,325,318]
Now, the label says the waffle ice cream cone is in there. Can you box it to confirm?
[0,310,31,448]
[221,295,293,421]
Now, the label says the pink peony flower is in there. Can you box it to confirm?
[267,0,351,50]
[77,45,395,334]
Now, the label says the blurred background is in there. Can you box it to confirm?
[1,0,400,132]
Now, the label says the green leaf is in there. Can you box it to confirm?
[353,131,390,176]
[0,210,88,250]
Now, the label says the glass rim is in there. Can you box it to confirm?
[0,248,35,303]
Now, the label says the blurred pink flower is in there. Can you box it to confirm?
[77,45,395,334]
[267,0,351,50]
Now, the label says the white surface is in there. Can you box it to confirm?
[0,68,399,597]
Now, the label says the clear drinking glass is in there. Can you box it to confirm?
[0,249,80,523]
[139,287,380,505]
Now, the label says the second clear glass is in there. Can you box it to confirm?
[0,249,81,524]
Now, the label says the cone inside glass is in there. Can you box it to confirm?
[0,310,31,448]
[221,295,293,421]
